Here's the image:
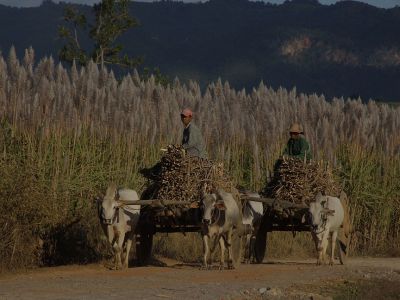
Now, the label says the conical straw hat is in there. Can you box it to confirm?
[289,123,303,134]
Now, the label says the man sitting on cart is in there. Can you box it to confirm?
[180,108,208,159]
[282,123,312,161]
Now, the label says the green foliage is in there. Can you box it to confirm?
[58,0,142,69]
[141,67,171,87]
[90,0,142,69]
[58,6,88,66]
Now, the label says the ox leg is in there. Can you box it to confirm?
[226,229,234,269]
[107,228,121,271]
[113,230,123,270]
[250,234,256,263]
[311,232,319,252]
[202,235,211,269]
[113,245,121,270]
[311,232,323,265]
[219,236,226,270]
[330,231,338,266]
[319,231,329,265]
[123,233,134,269]
[106,226,118,270]
[244,233,251,264]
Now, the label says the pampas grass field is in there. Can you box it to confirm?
[0,47,399,270]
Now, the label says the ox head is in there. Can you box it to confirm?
[98,184,120,225]
[308,193,335,250]
[201,191,226,225]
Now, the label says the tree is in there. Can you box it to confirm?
[58,6,88,66]
[91,0,142,69]
[58,0,142,70]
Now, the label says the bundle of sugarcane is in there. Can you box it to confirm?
[265,157,341,205]
[140,145,236,204]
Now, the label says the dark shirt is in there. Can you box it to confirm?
[182,122,208,158]
[283,136,312,160]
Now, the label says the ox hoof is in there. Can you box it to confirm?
[218,264,225,271]
[200,265,210,270]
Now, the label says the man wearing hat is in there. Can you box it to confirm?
[181,108,208,159]
[283,123,312,160]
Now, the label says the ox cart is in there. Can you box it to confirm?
[120,195,314,266]
[126,196,243,267]
[241,193,349,265]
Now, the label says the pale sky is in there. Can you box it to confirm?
[0,0,399,9]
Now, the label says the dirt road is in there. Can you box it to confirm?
[1,258,399,300]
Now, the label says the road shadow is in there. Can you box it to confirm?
[127,258,318,269]
[259,260,316,266]
[129,257,169,268]
[167,262,202,269]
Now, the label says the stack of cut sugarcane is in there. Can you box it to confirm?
[140,145,236,204]
[265,157,341,205]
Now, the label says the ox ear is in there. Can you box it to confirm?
[315,192,323,202]
[214,201,226,210]
[322,208,335,216]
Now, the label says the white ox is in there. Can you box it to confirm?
[240,190,264,263]
[96,184,140,269]
[201,189,243,270]
[309,193,344,265]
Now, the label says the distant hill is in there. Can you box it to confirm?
[1,0,400,101]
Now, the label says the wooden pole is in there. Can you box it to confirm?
[117,199,193,207]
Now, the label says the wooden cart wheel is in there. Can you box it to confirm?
[254,227,267,264]
[231,231,242,269]
[136,233,153,266]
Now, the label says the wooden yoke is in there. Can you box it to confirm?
[116,199,193,207]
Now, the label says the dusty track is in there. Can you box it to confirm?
[1,258,399,300]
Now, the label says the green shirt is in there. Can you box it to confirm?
[283,136,312,160]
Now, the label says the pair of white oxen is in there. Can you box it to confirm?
[97,184,348,270]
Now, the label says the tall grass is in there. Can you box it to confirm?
[337,144,400,255]
[0,47,399,270]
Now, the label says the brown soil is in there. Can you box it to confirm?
[0,257,399,299]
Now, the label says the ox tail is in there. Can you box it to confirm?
[338,239,347,255]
